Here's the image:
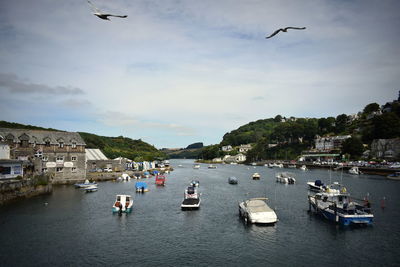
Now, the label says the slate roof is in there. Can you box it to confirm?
[0,128,86,145]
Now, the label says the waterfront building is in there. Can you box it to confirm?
[370,138,400,160]
[0,159,24,179]
[315,135,351,152]
[0,142,10,159]
[223,153,246,163]
[0,128,86,183]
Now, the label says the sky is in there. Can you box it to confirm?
[0,0,399,148]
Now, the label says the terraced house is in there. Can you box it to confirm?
[0,128,86,183]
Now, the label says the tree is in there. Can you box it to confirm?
[341,137,364,159]
[363,103,380,114]
[274,115,283,122]
[371,113,400,139]
[335,114,349,134]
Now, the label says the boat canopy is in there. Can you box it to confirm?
[135,182,148,189]
[315,180,323,186]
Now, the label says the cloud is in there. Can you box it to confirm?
[97,110,196,136]
[0,73,85,95]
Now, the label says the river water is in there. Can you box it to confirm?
[1,159,400,266]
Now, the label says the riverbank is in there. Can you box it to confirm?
[0,178,52,205]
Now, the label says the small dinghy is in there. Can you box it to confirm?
[112,195,133,214]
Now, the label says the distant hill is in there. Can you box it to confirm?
[0,121,165,161]
[186,142,203,149]
[0,120,61,132]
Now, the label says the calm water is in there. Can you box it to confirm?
[1,159,400,266]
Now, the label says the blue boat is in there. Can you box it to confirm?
[135,181,149,193]
[308,186,373,226]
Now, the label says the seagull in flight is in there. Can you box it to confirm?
[266,27,306,39]
[87,0,127,21]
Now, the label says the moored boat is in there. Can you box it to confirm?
[308,188,373,226]
[300,165,308,171]
[252,173,261,180]
[190,180,200,187]
[83,184,98,192]
[276,172,295,184]
[112,195,133,213]
[193,164,200,169]
[307,180,325,191]
[135,181,149,193]
[387,172,400,180]
[74,179,97,188]
[155,174,166,186]
[181,186,201,210]
[349,166,362,175]
[208,164,217,169]
[239,198,277,224]
[228,176,238,184]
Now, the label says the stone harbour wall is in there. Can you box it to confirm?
[0,179,52,205]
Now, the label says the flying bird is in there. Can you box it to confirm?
[265,27,306,39]
[87,0,127,21]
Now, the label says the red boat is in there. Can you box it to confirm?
[155,174,166,186]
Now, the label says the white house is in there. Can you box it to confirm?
[239,144,252,153]
[221,145,233,152]
[223,153,246,163]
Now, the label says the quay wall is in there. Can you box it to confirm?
[0,179,52,205]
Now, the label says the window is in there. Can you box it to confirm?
[72,142,77,149]
[59,142,64,148]
[71,167,77,173]
[71,156,77,161]
[42,156,48,162]
[45,141,50,147]
[56,156,64,161]
[42,168,48,173]
[56,167,63,172]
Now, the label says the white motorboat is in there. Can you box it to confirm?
[276,172,295,184]
[193,164,200,169]
[74,179,97,188]
[83,184,98,192]
[307,180,325,191]
[349,166,362,175]
[252,173,261,180]
[300,165,308,171]
[181,186,201,210]
[208,164,217,169]
[112,195,133,213]
[239,198,277,224]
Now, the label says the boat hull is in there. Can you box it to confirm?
[181,198,201,210]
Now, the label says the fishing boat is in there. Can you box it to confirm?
[349,166,362,175]
[112,195,133,213]
[239,198,278,224]
[300,165,308,171]
[190,180,200,187]
[181,186,201,210]
[155,174,166,186]
[208,164,217,169]
[74,179,97,188]
[308,186,373,226]
[228,176,238,184]
[135,181,149,193]
[252,173,261,180]
[83,184,98,192]
[276,172,295,184]
[387,172,400,180]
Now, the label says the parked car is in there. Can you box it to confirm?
[389,163,400,169]
[103,167,113,172]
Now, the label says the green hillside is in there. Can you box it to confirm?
[78,132,165,161]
